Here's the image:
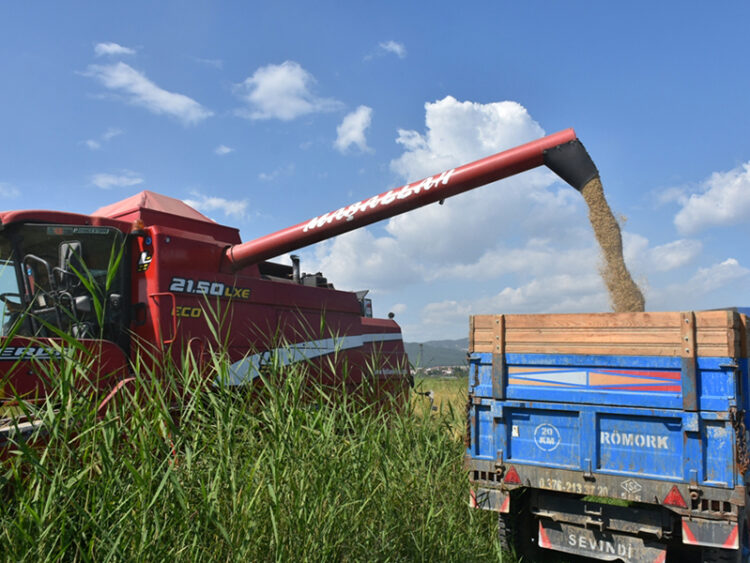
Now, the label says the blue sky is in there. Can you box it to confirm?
[2,2,749,341]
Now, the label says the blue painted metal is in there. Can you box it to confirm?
[468,352,739,412]
[468,350,747,490]
[468,398,735,487]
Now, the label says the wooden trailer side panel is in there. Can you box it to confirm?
[470,310,744,358]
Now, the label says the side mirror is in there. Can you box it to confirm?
[73,295,93,313]
[59,241,83,273]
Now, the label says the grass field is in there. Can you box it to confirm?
[413,374,468,410]
[1,351,511,562]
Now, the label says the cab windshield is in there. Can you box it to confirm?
[0,224,126,342]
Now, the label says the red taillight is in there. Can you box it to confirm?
[504,466,521,484]
[663,485,687,508]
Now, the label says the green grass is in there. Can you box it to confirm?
[413,375,468,410]
[1,345,505,562]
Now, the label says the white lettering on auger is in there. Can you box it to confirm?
[600,430,669,450]
[302,168,457,233]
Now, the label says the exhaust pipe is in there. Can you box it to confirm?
[291,254,300,284]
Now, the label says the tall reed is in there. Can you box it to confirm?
[1,334,500,562]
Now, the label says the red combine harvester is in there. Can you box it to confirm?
[0,128,598,441]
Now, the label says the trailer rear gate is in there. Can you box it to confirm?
[466,310,749,560]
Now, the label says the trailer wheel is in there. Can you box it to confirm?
[497,491,536,558]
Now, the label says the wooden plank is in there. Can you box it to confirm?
[680,311,698,411]
[471,315,497,353]
[504,343,686,356]
[504,312,683,329]
[492,315,505,399]
[493,315,505,355]
[505,329,682,345]
[740,314,749,358]
[695,310,736,328]
[470,310,743,358]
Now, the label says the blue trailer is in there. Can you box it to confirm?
[466,310,750,562]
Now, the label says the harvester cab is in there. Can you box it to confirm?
[1,224,125,340]
[0,128,598,420]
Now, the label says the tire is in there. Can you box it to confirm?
[497,511,518,554]
[701,547,747,563]
[497,490,536,559]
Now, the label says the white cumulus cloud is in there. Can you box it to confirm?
[684,258,749,295]
[258,163,294,182]
[623,233,702,273]
[84,62,213,125]
[214,145,235,156]
[416,273,609,340]
[183,191,247,219]
[94,42,136,57]
[234,61,342,121]
[83,127,123,151]
[650,258,750,311]
[91,171,143,189]
[312,229,422,291]
[102,127,122,140]
[334,106,373,153]
[390,303,407,315]
[390,96,546,180]
[0,183,20,198]
[365,41,407,61]
[379,41,406,58]
[646,238,702,272]
[672,161,750,235]
[194,57,223,69]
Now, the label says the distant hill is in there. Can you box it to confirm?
[404,337,469,368]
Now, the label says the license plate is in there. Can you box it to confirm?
[538,520,666,563]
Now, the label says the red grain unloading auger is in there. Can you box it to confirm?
[0,128,598,443]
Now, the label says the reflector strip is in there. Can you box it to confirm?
[503,466,521,484]
[723,524,739,549]
[500,495,510,513]
[663,485,687,508]
[682,521,698,545]
[538,521,551,549]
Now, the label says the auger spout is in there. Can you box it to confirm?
[226,128,598,270]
